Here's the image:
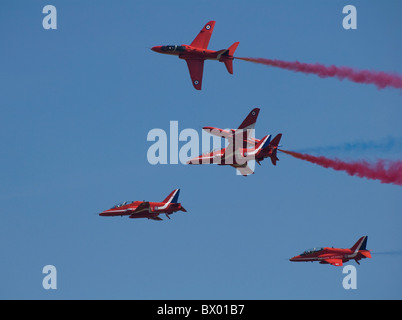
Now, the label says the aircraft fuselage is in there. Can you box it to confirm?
[99,201,184,217]
[290,247,371,265]
[151,45,233,62]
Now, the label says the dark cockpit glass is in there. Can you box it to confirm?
[112,201,134,208]
[161,45,186,52]
[300,247,324,256]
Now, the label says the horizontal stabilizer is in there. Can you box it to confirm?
[271,153,279,166]
[224,59,234,74]
[227,41,239,56]
[221,42,239,74]
[360,250,372,258]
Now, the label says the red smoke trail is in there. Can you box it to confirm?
[280,149,402,186]
[237,57,402,90]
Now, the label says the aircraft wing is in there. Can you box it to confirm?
[236,108,260,141]
[222,133,248,167]
[238,108,260,130]
[203,109,260,141]
[323,258,343,266]
[202,127,234,139]
[149,217,163,221]
[185,59,204,90]
[129,201,151,216]
[236,164,254,176]
[222,130,254,163]
[187,149,224,165]
[190,21,216,49]
[231,162,255,176]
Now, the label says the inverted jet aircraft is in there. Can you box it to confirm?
[99,189,187,221]
[187,108,282,176]
[290,236,372,266]
[151,20,239,90]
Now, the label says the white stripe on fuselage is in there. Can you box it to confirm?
[295,255,344,262]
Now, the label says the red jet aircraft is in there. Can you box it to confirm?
[290,236,372,266]
[187,108,282,176]
[99,189,187,221]
[151,20,239,90]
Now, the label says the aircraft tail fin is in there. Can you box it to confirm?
[253,135,271,155]
[255,133,282,165]
[351,236,368,253]
[162,189,180,204]
[268,134,282,166]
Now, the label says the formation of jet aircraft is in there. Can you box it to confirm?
[99,189,187,221]
[99,20,374,271]
[290,236,372,266]
[187,108,282,176]
[151,20,239,90]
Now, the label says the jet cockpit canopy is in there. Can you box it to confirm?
[161,45,186,52]
[300,247,324,256]
[112,201,134,208]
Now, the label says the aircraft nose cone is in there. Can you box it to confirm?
[151,46,161,52]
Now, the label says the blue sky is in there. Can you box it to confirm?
[0,1,401,299]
